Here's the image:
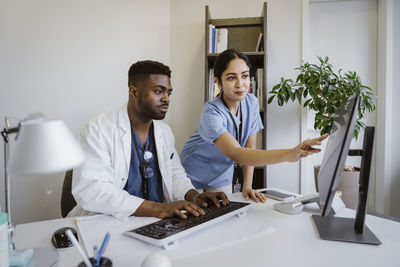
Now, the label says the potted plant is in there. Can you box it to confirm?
[268,56,377,209]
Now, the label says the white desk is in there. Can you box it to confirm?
[13,193,400,267]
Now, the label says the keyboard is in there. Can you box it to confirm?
[124,201,251,249]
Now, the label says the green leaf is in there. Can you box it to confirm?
[290,92,295,101]
[296,90,302,103]
[354,129,359,140]
[267,95,275,104]
[303,89,308,98]
[286,79,294,84]
[277,94,283,106]
[303,98,312,107]
[272,84,280,91]
[296,74,303,83]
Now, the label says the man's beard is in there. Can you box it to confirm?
[138,101,166,120]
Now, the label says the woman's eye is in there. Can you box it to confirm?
[227,76,235,81]
[243,74,249,79]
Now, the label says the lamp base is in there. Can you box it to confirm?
[13,248,58,267]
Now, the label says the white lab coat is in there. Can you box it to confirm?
[68,104,195,220]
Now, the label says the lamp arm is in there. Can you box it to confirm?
[1,127,19,143]
[2,125,19,251]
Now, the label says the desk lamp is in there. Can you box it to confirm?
[1,114,85,266]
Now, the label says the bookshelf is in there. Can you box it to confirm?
[204,3,268,190]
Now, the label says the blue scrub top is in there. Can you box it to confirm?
[124,127,164,202]
[180,93,263,189]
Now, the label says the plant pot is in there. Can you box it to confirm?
[314,165,360,210]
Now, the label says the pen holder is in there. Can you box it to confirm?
[77,257,112,267]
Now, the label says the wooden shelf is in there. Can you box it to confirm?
[210,17,262,27]
[205,2,268,189]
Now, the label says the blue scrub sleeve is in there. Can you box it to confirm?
[198,104,227,144]
[249,98,264,137]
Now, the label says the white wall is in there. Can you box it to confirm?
[304,0,378,207]
[170,0,303,193]
[390,0,400,218]
[0,0,171,224]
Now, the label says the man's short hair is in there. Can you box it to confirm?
[128,60,171,87]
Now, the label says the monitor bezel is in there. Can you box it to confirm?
[319,96,359,218]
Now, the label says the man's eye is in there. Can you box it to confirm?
[168,91,172,96]
[155,90,162,94]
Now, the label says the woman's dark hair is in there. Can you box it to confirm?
[213,49,251,82]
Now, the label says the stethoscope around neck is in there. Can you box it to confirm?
[219,91,243,145]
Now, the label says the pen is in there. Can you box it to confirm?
[65,229,92,267]
[96,232,110,266]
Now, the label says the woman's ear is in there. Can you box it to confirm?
[215,77,223,90]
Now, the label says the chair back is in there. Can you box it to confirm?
[61,170,77,217]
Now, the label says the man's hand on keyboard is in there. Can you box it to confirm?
[191,192,229,208]
[133,200,205,219]
[156,201,206,219]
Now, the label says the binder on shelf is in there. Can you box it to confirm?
[209,24,216,53]
[208,69,215,101]
[216,28,228,53]
[207,69,221,101]
[250,77,256,95]
[256,68,264,110]
[255,33,263,52]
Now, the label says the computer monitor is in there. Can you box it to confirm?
[312,96,381,245]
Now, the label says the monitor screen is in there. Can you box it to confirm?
[317,96,359,217]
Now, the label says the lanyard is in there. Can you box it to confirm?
[131,123,153,200]
[220,92,242,145]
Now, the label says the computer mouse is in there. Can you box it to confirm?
[273,201,303,215]
[141,251,171,267]
[51,226,79,249]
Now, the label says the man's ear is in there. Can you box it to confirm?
[129,85,138,97]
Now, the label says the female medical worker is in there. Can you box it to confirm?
[180,49,327,202]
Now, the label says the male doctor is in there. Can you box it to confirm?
[69,60,228,220]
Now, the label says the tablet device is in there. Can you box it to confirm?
[260,189,295,201]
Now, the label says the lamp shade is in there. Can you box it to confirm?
[8,119,85,175]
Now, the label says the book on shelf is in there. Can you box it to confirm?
[209,24,216,53]
[208,68,214,100]
[216,28,228,53]
[256,68,264,110]
[255,33,263,52]
[209,25,228,53]
[250,77,256,95]
[207,68,222,101]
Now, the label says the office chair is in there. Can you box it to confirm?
[60,170,77,218]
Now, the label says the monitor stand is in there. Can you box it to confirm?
[313,126,381,245]
[312,215,381,245]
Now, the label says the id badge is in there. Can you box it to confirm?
[233,178,241,193]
